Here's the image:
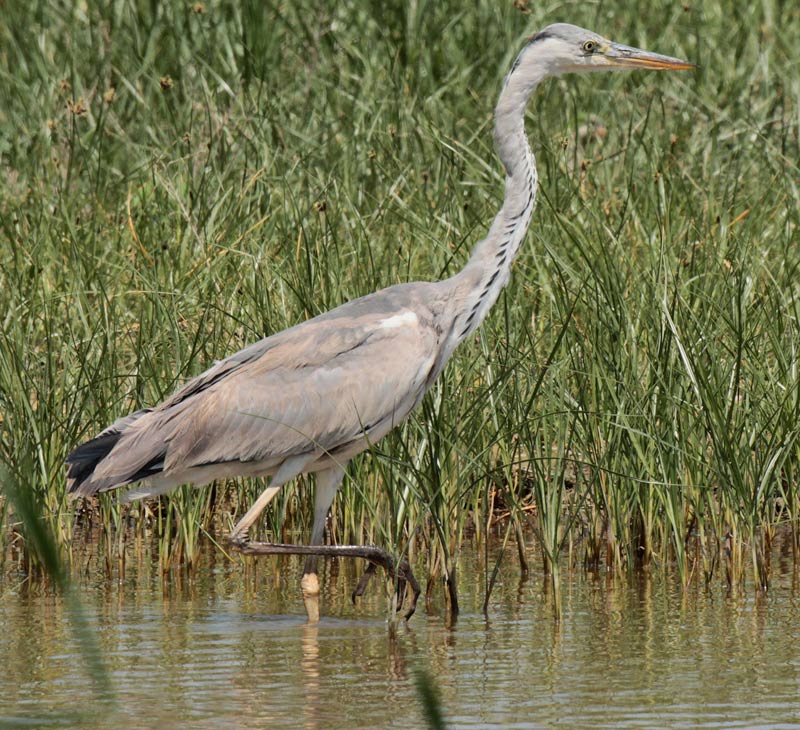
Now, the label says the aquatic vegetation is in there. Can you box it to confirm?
[1,0,799,617]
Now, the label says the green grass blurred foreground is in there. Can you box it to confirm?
[1,0,799,608]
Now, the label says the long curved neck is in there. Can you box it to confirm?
[446,50,548,344]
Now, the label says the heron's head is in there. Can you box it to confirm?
[511,23,694,80]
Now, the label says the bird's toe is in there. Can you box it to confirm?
[227,533,251,551]
[351,562,378,604]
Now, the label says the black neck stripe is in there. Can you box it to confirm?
[527,30,553,45]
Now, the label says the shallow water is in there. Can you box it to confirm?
[2,543,800,729]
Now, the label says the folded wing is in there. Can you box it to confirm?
[68,292,441,496]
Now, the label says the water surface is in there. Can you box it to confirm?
[2,544,800,729]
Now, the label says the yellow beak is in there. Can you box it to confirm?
[605,43,695,71]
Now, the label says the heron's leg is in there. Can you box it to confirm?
[352,559,408,610]
[238,543,421,621]
[301,464,347,622]
[229,486,281,545]
[228,454,313,545]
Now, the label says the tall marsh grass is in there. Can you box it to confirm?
[1,0,799,612]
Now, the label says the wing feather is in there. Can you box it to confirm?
[89,289,442,489]
[167,312,438,468]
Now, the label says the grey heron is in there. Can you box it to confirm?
[66,24,692,620]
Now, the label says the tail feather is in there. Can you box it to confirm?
[66,409,155,497]
[66,431,123,490]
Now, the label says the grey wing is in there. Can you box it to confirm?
[91,306,440,486]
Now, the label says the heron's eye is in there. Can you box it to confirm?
[582,40,598,53]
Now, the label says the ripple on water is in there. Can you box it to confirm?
[2,549,800,729]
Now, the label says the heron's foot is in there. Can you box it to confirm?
[225,541,420,620]
[396,559,420,621]
[227,532,251,551]
[351,557,420,621]
[395,575,408,612]
[352,562,378,603]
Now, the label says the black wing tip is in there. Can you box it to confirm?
[67,438,166,498]
[66,408,156,496]
[66,431,120,465]
[66,431,124,496]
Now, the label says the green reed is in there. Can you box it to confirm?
[1,0,798,615]
[0,463,113,701]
